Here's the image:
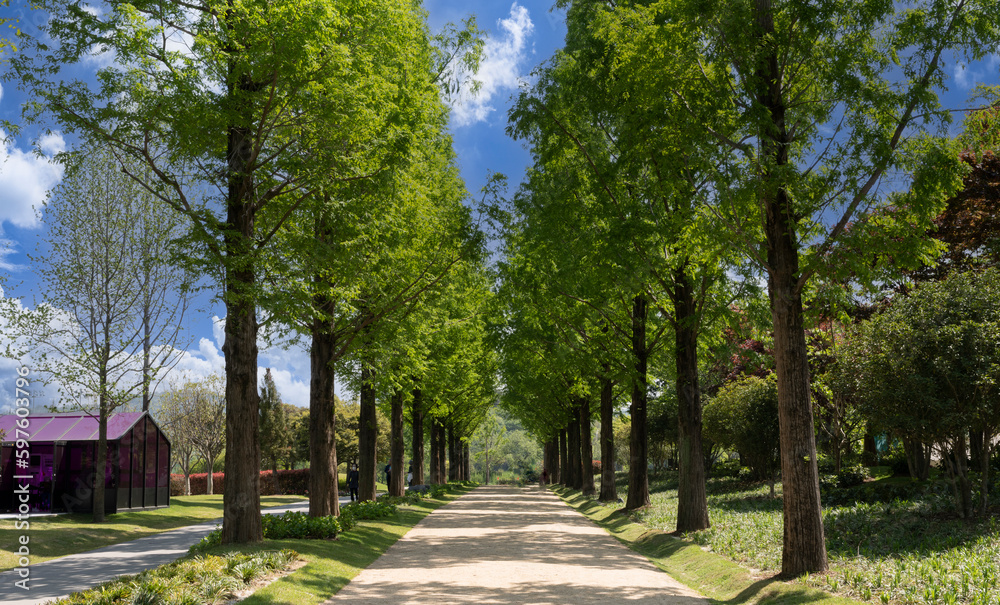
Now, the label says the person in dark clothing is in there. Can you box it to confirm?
[347,464,360,502]
[384,463,391,486]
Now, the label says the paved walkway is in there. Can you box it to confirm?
[325,485,708,604]
[0,498,338,605]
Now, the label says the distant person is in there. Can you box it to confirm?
[347,464,360,502]
[406,462,414,486]
[384,463,391,486]
[541,469,548,487]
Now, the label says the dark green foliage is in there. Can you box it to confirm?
[339,500,399,529]
[703,375,781,483]
[261,511,342,540]
[193,511,344,551]
[836,466,870,489]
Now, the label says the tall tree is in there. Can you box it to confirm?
[3,146,190,522]
[259,368,288,492]
[182,375,227,495]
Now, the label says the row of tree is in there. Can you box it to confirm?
[3,0,498,539]
[488,0,1000,578]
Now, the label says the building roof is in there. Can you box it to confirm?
[0,411,146,444]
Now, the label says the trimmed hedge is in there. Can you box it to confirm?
[170,468,312,496]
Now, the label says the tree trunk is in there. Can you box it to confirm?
[271,456,280,494]
[904,438,931,480]
[756,0,826,575]
[437,419,447,482]
[580,397,595,496]
[568,410,582,490]
[411,386,425,485]
[390,391,405,497]
[220,70,263,545]
[559,428,568,486]
[463,441,471,481]
[447,419,459,482]
[358,363,378,501]
[429,418,439,484]
[674,269,710,532]
[142,309,152,412]
[205,454,216,495]
[599,374,617,501]
[626,294,650,511]
[970,428,984,472]
[980,427,992,515]
[308,321,339,517]
[429,417,442,484]
[93,390,108,523]
[862,431,878,466]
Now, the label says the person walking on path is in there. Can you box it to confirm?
[324,485,709,604]
[347,464,360,502]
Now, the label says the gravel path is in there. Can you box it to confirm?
[323,485,709,604]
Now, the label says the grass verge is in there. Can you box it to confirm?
[552,486,862,605]
[0,494,306,571]
[196,484,472,605]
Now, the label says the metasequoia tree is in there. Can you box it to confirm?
[2,146,190,522]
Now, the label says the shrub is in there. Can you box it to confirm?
[591,459,602,475]
[192,512,341,551]
[380,492,422,506]
[261,511,341,540]
[836,465,869,488]
[171,468,312,496]
[703,375,780,483]
[170,473,225,496]
[339,500,397,528]
[54,550,297,604]
[711,458,741,478]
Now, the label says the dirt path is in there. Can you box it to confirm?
[324,485,708,604]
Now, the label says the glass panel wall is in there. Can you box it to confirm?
[131,421,144,508]
[157,430,169,506]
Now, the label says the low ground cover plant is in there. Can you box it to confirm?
[613,471,1000,604]
[55,550,298,605]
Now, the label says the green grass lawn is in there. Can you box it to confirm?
[0,494,306,571]
[592,472,1000,605]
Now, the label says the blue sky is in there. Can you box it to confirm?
[0,1,565,411]
[0,1,998,412]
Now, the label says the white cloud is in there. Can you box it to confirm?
[38,132,66,156]
[954,54,1000,90]
[0,130,65,230]
[449,3,534,127]
[0,238,23,272]
[164,315,314,408]
[260,366,310,409]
